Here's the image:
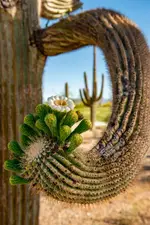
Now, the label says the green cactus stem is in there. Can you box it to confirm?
[79,46,104,129]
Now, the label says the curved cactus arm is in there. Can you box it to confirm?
[41,0,83,20]
[32,9,150,203]
[84,72,88,89]
[83,88,91,103]
[33,10,150,160]
[79,89,89,107]
[97,73,104,101]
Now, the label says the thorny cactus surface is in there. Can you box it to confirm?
[0,1,83,224]
[4,8,150,204]
[80,46,104,128]
[4,97,91,193]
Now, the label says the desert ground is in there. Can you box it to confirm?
[39,124,150,225]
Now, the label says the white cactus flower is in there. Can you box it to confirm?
[47,96,75,112]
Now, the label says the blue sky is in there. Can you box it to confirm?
[41,0,150,102]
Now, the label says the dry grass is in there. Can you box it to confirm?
[39,126,150,225]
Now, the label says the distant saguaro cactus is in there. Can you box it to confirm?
[79,46,104,128]
[65,82,69,97]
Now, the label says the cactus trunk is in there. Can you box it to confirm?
[90,102,97,129]
[0,1,46,225]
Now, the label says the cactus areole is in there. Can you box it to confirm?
[4,8,150,204]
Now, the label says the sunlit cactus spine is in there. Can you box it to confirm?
[65,82,69,98]
[79,46,104,129]
[4,96,91,188]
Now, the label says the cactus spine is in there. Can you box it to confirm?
[65,82,69,97]
[0,0,83,224]
[80,46,104,129]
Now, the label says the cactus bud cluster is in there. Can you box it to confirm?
[4,96,92,187]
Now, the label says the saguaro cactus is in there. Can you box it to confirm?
[79,46,104,128]
[0,1,83,225]
[26,8,149,203]
[65,82,69,97]
[2,2,150,210]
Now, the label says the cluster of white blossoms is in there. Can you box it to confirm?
[47,96,75,112]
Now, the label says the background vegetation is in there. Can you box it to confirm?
[75,101,112,123]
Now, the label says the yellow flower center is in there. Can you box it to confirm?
[54,100,67,106]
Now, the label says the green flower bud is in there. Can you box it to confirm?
[66,133,83,154]
[35,104,51,120]
[8,141,24,156]
[62,110,78,127]
[24,114,36,129]
[44,113,57,137]
[4,159,22,173]
[72,119,92,134]
[59,125,71,143]
[9,175,30,185]
[20,124,37,138]
[35,119,51,135]
[21,135,32,147]
[24,113,42,136]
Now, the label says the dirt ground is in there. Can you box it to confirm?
[39,126,150,225]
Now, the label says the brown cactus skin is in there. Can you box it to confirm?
[32,8,150,204]
[0,2,46,224]
[41,0,83,20]
[65,82,69,98]
[80,46,104,129]
[0,0,83,224]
